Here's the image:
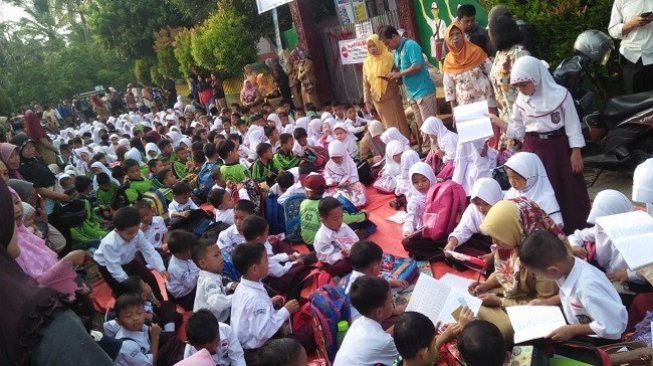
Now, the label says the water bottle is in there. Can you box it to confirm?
[336,320,349,348]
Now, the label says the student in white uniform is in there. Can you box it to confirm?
[313,197,359,278]
[166,231,200,311]
[183,310,245,366]
[503,152,564,227]
[420,116,458,177]
[332,122,359,159]
[168,181,199,219]
[334,276,399,366]
[136,200,168,250]
[241,215,298,279]
[229,242,300,363]
[208,188,236,225]
[110,294,163,366]
[519,230,627,341]
[216,200,255,253]
[633,158,653,216]
[192,242,234,323]
[93,206,167,301]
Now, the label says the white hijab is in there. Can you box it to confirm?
[395,149,421,197]
[408,161,437,201]
[321,112,333,121]
[179,137,192,149]
[145,143,161,161]
[325,140,358,183]
[384,141,405,177]
[588,190,635,225]
[470,177,503,205]
[633,158,653,215]
[91,161,120,190]
[504,152,561,218]
[333,122,358,158]
[125,147,144,164]
[307,118,322,141]
[295,117,309,131]
[421,116,458,162]
[380,127,410,147]
[511,56,568,117]
[268,113,283,132]
[167,131,183,148]
[368,120,385,138]
[247,127,266,152]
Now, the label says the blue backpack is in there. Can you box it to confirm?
[265,194,285,235]
[282,193,306,243]
[195,161,218,200]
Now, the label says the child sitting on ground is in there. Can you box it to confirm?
[334,276,398,366]
[250,142,278,188]
[219,140,249,184]
[230,242,300,363]
[193,240,235,324]
[96,172,118,219]
[256,338,307,366]
[183,309,245,365]
[373,140,406,194]
[208,188,236,225]
[120,158,153,205]
[273,133,300,171]
[300,174,367,247]
[93,206,167,301]
[166,230,200,311]
[457,320,508,366]
[292,127,311,158]
[136,200,168,256]
[70,175,107,250]
[216,200,254,254]
[519,230,627,341]
[343,240,408,321]
[169,181,199,219]
[324,140,367,207]
[154,169,177,202]
[314,197,359,277]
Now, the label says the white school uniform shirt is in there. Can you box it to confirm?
[556,257,627,340]
[609,0,653,65]
[183,323,245,366]
[230,278,290,350]
[114,325,153,366]
[93,230,165,282]
[344,118,365,135]
[194,270,232,323]
[141,216,167,249]
[217,225,246,252]
[333,316,399,366]
[264,241,294,278]
[277,182,305,206]
[449,204,488,247]
[168,198,199,215]
[292,140,306,157]
[343,270,365,321]
[314,223,359,265]
[215,208,235,225]
[166,256,200,298]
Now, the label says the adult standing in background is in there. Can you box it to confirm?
[24,111,58,166]
[608,0,653,94]
[266,58,293,102]
[362,34,411,138]
[210,72,227,110]
[297,53,320,109]
[456,4,491,56]
[380,25,438,150]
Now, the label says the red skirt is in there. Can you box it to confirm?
[523,133,590,233]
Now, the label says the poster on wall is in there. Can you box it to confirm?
[336,0,355,25]
[355,20,374,39]
[411,0,487,66]
[339,38,368,65]
[352,0,369,23]
[256,0,294,14]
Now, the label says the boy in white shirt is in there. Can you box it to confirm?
[136,200,168,252]
[334,276,399,366]
[230,242,300,363]
[93,206,167,301]
[519,230,627,341]
[216,200,255,253]
[184,309,245,366]
[169,181,199,219]
[208,188,236,225]
[193,241,236,323]
[166,230,200,311]
[344,104,367,135]
[314,197,359,277]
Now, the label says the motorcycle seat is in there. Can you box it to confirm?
[600,91,653,124]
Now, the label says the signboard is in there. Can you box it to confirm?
[355,20,373,39]
[335,0,354,25]
[256,0,294,14]
[338,38,368,65]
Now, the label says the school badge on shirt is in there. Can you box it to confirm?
[551,111,561,124]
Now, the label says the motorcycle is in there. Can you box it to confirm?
[553,30,653,176]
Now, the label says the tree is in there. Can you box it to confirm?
[86,0,190,58]
[172,27,194,78]
[190,1,257,76]
[153,27,182,79]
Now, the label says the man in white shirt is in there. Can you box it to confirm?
[609,0,653,93]
[184,310,246,366]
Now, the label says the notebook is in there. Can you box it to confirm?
[453,100,494,144]
[506,305,567,344]
[595,211,653,270]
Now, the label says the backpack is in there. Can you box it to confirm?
[142,189,169,220]
[292,285,351,363]
[356,160,374,186]
[287,266,334,302]
[201,221,230,243]
[196,161,217,201]
[96,336,137,361]
[422,181,467,241]
[232,178,264,215]
[305,146,328,168]
[282,193,306,243]
[169,209,214,237]
[264,194,286,235]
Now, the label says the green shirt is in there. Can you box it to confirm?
[250,159,277,184]
[220,162,249,183]
[300,198,366,245]
[96,183,118,208]
[125,178,152,203]
[273,150,300,171]
[70,198,107,249]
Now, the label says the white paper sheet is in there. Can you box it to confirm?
[439,273,475,294]
[386,211,408,224]
[453,100,494,144]
[596,211,653,270]
[507,306,567,344]
[405,274,482,325]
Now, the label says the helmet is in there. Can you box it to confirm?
[573,30,614,65]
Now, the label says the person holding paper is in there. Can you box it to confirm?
[488,55,590,234]
[471,197,564,342]
[519,230,627,341]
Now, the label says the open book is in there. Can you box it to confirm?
[405,273,482,325]
[453,100,494,144]
[507,306,567,344]
[595,211,653,270]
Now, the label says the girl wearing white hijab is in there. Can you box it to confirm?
[445,177,503,254]
[324,140,367,207]
[489,55,590,233]
[90,161,120,191]
[380,127,410,147]
[295,117,309,131]
[124,146,144,165]
[332,122,358,159]
[73,147,92,175]
[421,116,458,180]
[144,143,161,161]
[394,149,420,199]
[503,152,563,226]
[373,140,405,194]
[267,113,283,133]
[633,158,653,216]
[307,118,323,142]
[402,162,437,238]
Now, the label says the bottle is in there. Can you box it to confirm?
[336,320,349,348]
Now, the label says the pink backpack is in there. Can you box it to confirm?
[422,181,467,240]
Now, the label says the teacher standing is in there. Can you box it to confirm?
[362,34,411,138]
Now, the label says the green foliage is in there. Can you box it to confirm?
[172,28,195,78]
[134,58,154,86]
[0,88,13,116]
[153,27,182,79]
[190,1,257,77]
[481,0,613,67]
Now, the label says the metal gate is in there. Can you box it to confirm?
[318,10,400,103]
